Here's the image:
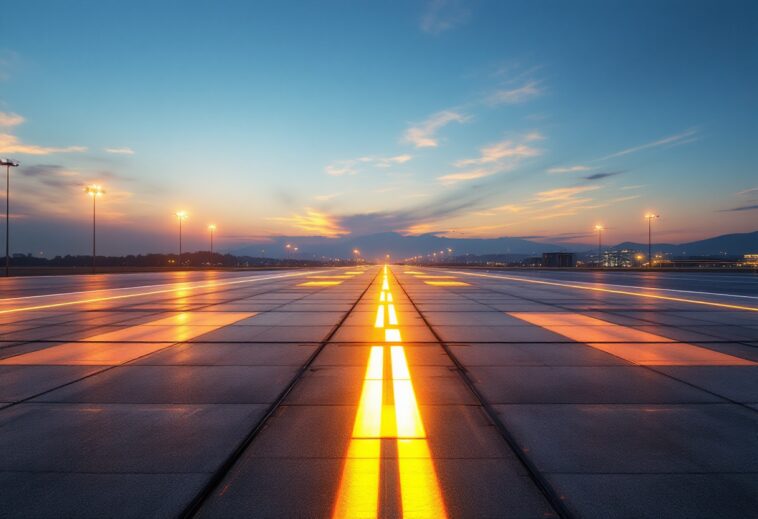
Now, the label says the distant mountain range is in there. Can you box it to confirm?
[231,231,758,259]
[615,231,758,256]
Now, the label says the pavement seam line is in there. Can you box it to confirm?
[181,267,381,518]
[390,267,573,519]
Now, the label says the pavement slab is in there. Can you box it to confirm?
[0,265,755,518]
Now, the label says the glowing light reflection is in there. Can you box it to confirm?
[332,266,446,518]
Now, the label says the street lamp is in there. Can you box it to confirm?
[594,224,604,268]
[175,211,188,266]
[353,248,360,263]
[208,224,216,266]
[645,213,659,267]
[84,185,105,274]
[1,158,20,276]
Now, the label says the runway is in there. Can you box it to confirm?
[0,266,756,518]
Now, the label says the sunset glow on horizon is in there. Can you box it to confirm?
[0,1,755,256]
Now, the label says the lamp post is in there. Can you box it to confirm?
[207,224,216,266]
[84,185,105,274]
[353,248,360,264]
[595,224,604,268]
[1,158,20,277]
[175,211,188,266]
[645,214,659,267]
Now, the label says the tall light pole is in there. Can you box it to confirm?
[353,248,360,264]
[645,213,659,267]
[175,211,188,267]
[85,185,105,274]
[595,224,604,268]
[208,224,216,266]
[1,158,20,277]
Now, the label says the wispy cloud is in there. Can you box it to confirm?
[455,137,542,167]
[325,154,412,176]
[438,168,495,185]
[439,133,542,185]
[533,185,601,203]
[314,192,342,202]
[403,110,467,148]
[104,147,134,155]
[736,187,758,196]
[718,186,758,212]
[583,170,624,181]
[547,165,591,174]
[420,0,470,34]
[0,112,24,127]
[373,154,412,167]
[0,133,86,155]
[718,204,758,213]
[597,128,699,161]
[487,81,542,105]
[620,184,646,191]
[269,209,347,237]
[337,188,484,235]
[609,194,641,203]
[325,160,357,177]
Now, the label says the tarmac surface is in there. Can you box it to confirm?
[0,265,756,518]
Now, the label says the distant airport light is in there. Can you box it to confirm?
[84,185,105,274]
[2,158,20,277]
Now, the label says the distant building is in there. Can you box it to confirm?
[602,249,640,268]
[521,256,543,267]
[743,253,758,266]
[542,252,576,267]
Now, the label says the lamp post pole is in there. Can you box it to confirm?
[175,211,187,267]
[2,159,20,277]
[208,224,216,266]
[85,185,104,274]
[595,225,603,268]
[646,214,659,267]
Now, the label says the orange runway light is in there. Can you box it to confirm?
[298,281,343,287]
[510,312,755,366]
[0,311,254,366]
[423,281,470,287]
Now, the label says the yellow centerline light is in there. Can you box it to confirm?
[334,265,447,518]
[387,303,398,325]
[385,329,402,342]
[374,305,385,328]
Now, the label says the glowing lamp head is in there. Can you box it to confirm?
[595,224,603,231]
[85,184,105,197]
[645,213,659,220]
[175,210,188,220]
[208,224,216,232]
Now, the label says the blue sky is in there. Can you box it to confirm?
[1,0,755,256]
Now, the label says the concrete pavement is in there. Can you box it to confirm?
[0,266,755,518]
